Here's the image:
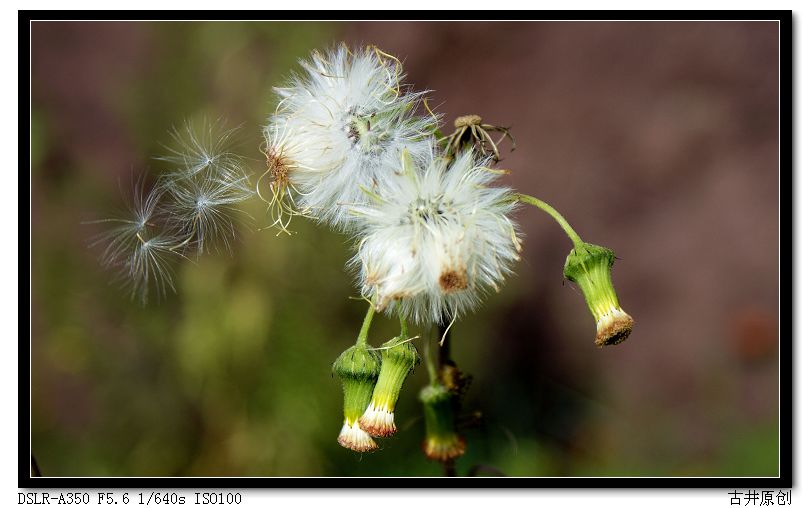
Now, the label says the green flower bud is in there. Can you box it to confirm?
[563,242,634,347]
[359,337,420,437]
[332,344,381,452]
[419,382,466,462]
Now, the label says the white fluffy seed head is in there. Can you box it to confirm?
[262,45,438,231]
[350,146,522,325]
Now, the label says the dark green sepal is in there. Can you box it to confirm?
[419,382,466,462]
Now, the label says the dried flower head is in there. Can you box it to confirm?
[444,114,515,161]
[350,147,522,325]
[262,45,438,231]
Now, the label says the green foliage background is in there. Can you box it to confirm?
[30,21,780,477]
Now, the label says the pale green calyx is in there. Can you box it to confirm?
[359,337,420,437]
[563,242,633,347]
[333,344,381,452]
[332,344,381,423]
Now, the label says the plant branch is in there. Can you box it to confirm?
[437,318,457,477]
[514,193,583,246]
[355,300,376,347]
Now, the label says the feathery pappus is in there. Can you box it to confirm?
[261,45,438,232]
[350,146,522,325]
[89,121,254,304]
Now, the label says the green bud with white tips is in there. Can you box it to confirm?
[563,242,634,347]
[332,344,381,452]
[359,337,420,437]
[419,382,466,462]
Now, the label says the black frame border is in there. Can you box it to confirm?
[20,9,793,489]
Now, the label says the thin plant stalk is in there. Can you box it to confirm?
[356,300,376,347]
[514,193,583,246]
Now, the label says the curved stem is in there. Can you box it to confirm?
[355,301,376,347]
[397,302,409,338]
[514,193,583,246]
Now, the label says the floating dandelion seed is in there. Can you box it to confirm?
[162,166,254,256]
[157,121,255,256]
[90,121,254,303]
[126,232,182,305]
[157,118,244,179]
[87,176,182,304]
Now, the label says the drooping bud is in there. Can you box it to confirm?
[359,337,419,437]
[563,242,634,347]
[332,344,381,452]
[419,382,466,462]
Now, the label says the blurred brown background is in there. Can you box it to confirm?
[30,21,779,477]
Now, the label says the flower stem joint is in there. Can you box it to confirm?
[563,242,634,347]
[332,344,381,452]
[419,382,466,462]
[359,338,420,437]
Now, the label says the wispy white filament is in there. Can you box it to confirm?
[90,121,254,304]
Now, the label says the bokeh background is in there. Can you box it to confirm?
[30,21,780,477]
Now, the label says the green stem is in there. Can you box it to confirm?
[356,301,376,347]
[514,193,583,246]
[437,319,457,478]
[398,304,409,338]
[424,337,437,384]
